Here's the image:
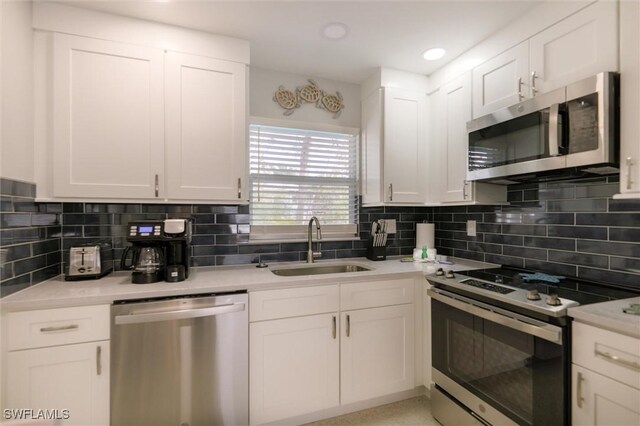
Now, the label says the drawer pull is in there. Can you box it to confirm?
[40,324,79,333]
[96,345,102,376]
[577,372,585,408]
[595,349,640,371]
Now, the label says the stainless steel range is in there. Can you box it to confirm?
[427,267,639,426]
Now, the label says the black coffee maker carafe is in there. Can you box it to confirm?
[121,219,192,284]
[121,245,165,284]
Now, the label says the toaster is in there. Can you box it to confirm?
[65,242,113,281]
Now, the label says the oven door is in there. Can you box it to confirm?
[429,288,567,426]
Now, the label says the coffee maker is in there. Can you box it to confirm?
[121,219,192,284]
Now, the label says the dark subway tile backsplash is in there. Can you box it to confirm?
[2,175,639,298]
[433,176,640,290]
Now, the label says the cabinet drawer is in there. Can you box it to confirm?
[340,278,415,310]
[572,321,640,390]
[7,305,110,351]
[250,285,339,322]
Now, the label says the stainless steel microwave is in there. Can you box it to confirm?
[467,72,618,183]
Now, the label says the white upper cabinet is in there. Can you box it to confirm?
[616,0,640,198]
[472,41,529,118]
[39,7,250,203]
[470,1,618,119]
[529,1,618,95]
[165,52,246,201]
[383,88,428,204]
[360,69,429,206]
[438,73,472,203]
[53,33,165,199]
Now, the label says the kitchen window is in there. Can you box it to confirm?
[249,120,359,241]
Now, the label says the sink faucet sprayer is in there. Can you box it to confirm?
[307,216,322,263]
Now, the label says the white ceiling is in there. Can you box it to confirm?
[55,0,541,84]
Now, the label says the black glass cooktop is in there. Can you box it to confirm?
[460,267,640,306]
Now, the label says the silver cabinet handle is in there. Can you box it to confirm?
[115,303,245,325]
[237,177,242,199]
[462,180,468,199]
[40,324,79,333]
[332,316,336,339]
[530,71,538,96]
[346,314,351,337]
[154,174,159,198]
[389,183,393,201]
[595,349,640,371]
[96,345,102,376]
[517,77,525,102]
[626,157,635,190]
[576,372,585,408]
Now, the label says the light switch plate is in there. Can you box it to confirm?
[385,219,397,234]
[467,220,477,237]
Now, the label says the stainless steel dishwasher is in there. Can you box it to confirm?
[111,291,248,426]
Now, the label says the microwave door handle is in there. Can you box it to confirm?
[548,103,561,157]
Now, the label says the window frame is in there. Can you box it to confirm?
[248,117,361,243]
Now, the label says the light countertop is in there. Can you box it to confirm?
[0,257,496,312]
[569,296,640,338]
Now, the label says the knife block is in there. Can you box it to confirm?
[366,236,386,261]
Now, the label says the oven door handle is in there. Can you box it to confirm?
[428,288,563,345]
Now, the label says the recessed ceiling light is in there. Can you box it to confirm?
[322,23,349,40]
[423,48,446,61]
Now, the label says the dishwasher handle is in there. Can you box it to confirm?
[114,302,245,325]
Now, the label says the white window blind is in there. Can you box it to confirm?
[249,124,358,237]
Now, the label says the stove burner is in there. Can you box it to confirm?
[460,279,515,294]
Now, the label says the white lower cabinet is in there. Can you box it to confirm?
[571,321,640,426]
[572,365,640,426]
[341,304,415,405]
[249,279,419,425]
[3,305,111,425]
[249,313,340,425]
[6,341,110,426]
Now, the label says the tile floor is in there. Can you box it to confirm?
[305,396,439,426]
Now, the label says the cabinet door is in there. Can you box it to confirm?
[572,365,640,426]
[472,41,529,118]
[165,52,246,202]
[361,89,383,205]
[53,33,164,199]
[530,1,618,94]
[6,341,110,426]
[617,0,640,197]
[249,314,339,425]
[341,304,415,405]
[383,88,427,203]
[438,72,472,203]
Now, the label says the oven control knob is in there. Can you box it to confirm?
[445,270,455,279]
[546,294,562,306]
[526,289,541,301]
[435,268,445,276]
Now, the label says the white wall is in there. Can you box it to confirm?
[1,0,34,182]
[250,67,360,129]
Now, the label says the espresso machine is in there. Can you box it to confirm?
[121,219,192,284]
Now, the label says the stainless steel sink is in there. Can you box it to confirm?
[270,263,372,277]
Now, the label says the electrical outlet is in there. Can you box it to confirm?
[467,220,477,237]
[385,219,397,234]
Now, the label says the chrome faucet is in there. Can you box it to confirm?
[307,216,322,263]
